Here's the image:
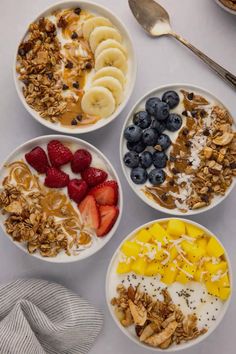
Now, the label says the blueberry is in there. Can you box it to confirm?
[124,125,142,143]
[153,101,170,121]
[133,111,151,129]
[148,169,166,185]
[156,134,172,151]
[123,151,139,168]
[151,120,166,134]
[139,151,153,169]
[145,97,161,116]
[162,90,180,109]
[142,128,158,146]
[153,151,168,168]
[166,113,182,132]
[131,167,148,184]
[127,140,146,153]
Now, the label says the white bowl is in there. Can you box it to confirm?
[14,1,137,134]
[106,218,233,352]
[120,83,236,216]
[214,0,236,15]
[0,135,123,263]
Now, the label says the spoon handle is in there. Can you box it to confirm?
[171,32,236,90]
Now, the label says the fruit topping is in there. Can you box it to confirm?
[142,128,158,146]
[131,167,148,184]
[139,151,153,169]
[71,149,92,173]
[81,167,108,187]
[133,111,151,129]
[145,97,161,116]
[162,90,180,109]
[44,167,70,188]
[89,181,118,206]
[47,140,73,167]
[153,151,168,169]
[153,101,170,121]
[123,151,139,168]
[67,179,88,203]
[79,195,100,229]
[148,169,166,185]
[97,205,119,237]
[127,141,146,153]
[166,113,182,132]
[156,134,172,151]
[124,125,143,143]
[25,146,49,173]
[151,120,166,134]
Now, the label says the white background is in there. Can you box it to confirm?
[0,0,235,353]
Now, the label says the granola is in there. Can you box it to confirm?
[219,0,236,10]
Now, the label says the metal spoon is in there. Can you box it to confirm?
[129,0,236,90]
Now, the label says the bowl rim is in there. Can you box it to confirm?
[119,83,236,216]
[13,0,137,135]
[214,0,236,15]
[0,134,123,263]
[105,217,233,352]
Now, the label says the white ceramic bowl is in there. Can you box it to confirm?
[120,83,236,216]
[214,0,236,15]
[0,135,123,263]
[106,218,233,352]
[14,1,137,134]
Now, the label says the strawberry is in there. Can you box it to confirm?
[71,149,92,173]
[25,146,49,173]
[89,181,118,206]
[67,179,88,203]
[44,167,69,188]
[78,195,100,229]
[81,167,108,187]
[47,140,73,167]
[97,205,119,237]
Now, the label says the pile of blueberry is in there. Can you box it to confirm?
[123,90,182,186]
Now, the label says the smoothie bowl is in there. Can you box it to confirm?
[106,218,232,351]
[14,1,136,134]
[0,135,122,262]
[121,84,236,215]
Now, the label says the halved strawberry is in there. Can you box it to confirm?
[81,167,108,187]
[96,205,119,237]
[89,181,118,206]
[78,195,100,229]
[47,140,73,167]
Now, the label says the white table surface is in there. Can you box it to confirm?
[0,0,235,353]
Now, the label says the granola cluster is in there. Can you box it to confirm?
[220,0,236,10]
[111,285,207,349]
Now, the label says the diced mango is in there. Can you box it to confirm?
[169,246,178,261]
[167,219,185,237]
[216,274,230,288]
[135,229,152,243]
[117,262,132,274]
[205,261,227,275]
[176,270,190,284]
[219,287,231,301]
[197,237,208,249]
[155,249,166,261]
[121,241,141,258]
[131,257,147,275]
[148,223,169,244]
[182,262,197,277]
[194,268,206,282]
[206,237,225,258]
[162,262,178,285]
[181,241,206,262]
[145,261,164,276]
[186,223,204,238]
[205,281,220,297]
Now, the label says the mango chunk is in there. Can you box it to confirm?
[131,257,147,275]
[121,241,141,258]
[182,262,197,277]
[176,270,190,284]
[181,241,206,262]
[167,219,185,237]
[162,262,178,285]
[145,261,164,276]
[197,237,208,249]
[205,261,227,275]
[205,281,220,297]
[219,287,231,301]
[206,237,225,258]
[194,268,206,282]
[169,246,178,261]
[117,262,132,274]
[148,223,169,244]
[135,229,152,243]
[155,249,166,261]
[186,223,204,238]
[216,274,230,288]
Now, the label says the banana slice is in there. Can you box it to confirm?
[95,39,127,58]
[95,48,127,74]
[92,76,123,105]
[89,26,122,53]
[92,67,126,87]
[81,86,116,118]
[83,16,113,40]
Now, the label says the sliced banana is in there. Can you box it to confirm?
[89,26,122,53]
[95,48,127,74]
[92,67,126,87]
[95,39,127,58]
[92,76,123,105]
[82,16,113,40]
[81,86,115,118]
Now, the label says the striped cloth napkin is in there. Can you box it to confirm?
[0,279,103,354]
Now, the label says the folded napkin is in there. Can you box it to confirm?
[0,279,103,354]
